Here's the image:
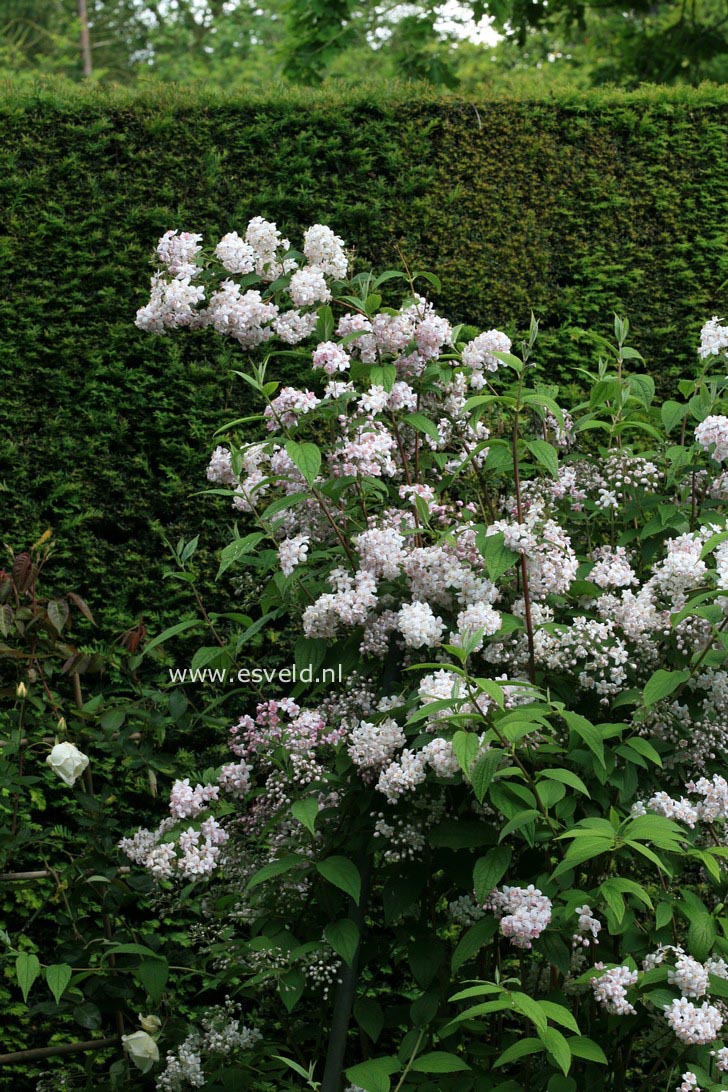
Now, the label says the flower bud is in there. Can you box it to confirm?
[46,742,89,787]
[16,682,27,698]
[139,1013,161,1033]
[121,1030,159,1073]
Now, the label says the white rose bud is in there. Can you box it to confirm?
[46,742,89,787]
[122,1030,159,1073]
[16,682,27,698]
[139,1013,161,1033]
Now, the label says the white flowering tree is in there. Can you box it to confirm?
[123,219,728,1092]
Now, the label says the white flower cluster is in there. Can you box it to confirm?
[590,964,638,1015]
[486,884,553,949]
[279,534,310,576]
[136,218,347,346]
[169,778,219,819]
[699,316,728,359]
[664,997,723,1045]
[639,774,728,829]
[572,904,601,948]
[157,1001,261,1091]
[696,415,728,463]
[461,329,512,387]
[348,717,406,770]
[375,736,460,803]
[668,954,710,999]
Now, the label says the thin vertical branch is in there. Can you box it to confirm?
[78,0,93,78]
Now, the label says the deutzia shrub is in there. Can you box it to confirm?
[129,220,728,1091]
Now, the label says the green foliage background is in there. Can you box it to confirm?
[2,82,727,631]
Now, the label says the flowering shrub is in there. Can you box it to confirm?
[127,219,728,1091]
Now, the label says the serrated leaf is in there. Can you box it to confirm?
[316,857,361,904]
[217,533,266,578]
[526,439,559,479]
[539,768,590,797]
[345,1058,398,1092]
[404,412,440,441]
[285,441,321,486]
[567,1036,607,1064]
[477,529,520,580]
[474,846,512,902]
[452,730,479,775]
[688,912,717,961]
[643,668,690,707]
[494,1038,544,1067]
[354,997,384,1042]
[470,749,502,803]
[136,958,168,1004]
[291,797,318,835]
[324,919,359,966]
[16,952,40,1003]
[451,917,498,973]
[540,1026,571,1075]
[410,1052,470,1073]
[45,963,72,1005]
[246,855,302,892]
[661,400,685,434]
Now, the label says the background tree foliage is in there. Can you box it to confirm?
[1,0,726,91]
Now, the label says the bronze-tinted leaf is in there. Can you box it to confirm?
[47,599,70,634]
[12,553,35,594]
[67,592,96,626]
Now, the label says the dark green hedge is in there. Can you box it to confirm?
[1,83,727,629]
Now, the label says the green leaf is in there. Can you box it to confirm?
[661,400,686,434]
[217,532,266,578]
[136,958,168,1004]
[643,668,690,707]
[285,441,321,486]
[16,953,41,1003]
[627,374,655,406]
[494,1038,544,1067]
[246,855,303,892]
[45,963,72,1005]
[552,836,613,879]
[141,617,203,657]
[470,749,502,803]
[411,1052,470,1073]
[451,917,498,973]
[452,730,479,775]
[511,992,548,1034]
[316,857,361,904]
[688,912,717,962]
[474,846,512,902]
[562,711,604,767]
[477,529,520,581]
[346,1058,399,1092]
[539,769,590,797]
[279,968,305,1013]
[291,797,318,835]
[540,1026,572,1075]
[538,1001,580,1034]
[316,304,334,341]
[324,919,359,966]
[354,998,384,1043]
[272,1056,315,1082]
[623,737,663,767]
[404,412,441,442]
[526,439,559,479]
[567,1036,608,1064]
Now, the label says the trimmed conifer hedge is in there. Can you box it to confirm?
[1,83,727,628]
